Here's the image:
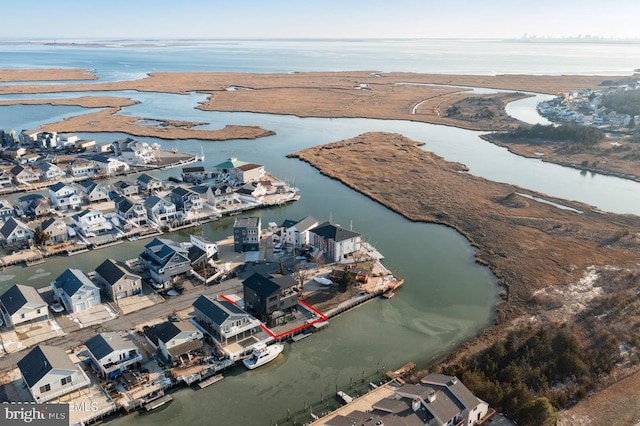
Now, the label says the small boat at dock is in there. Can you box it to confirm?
[242,343,284,369]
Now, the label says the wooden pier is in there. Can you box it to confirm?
[197,374,224,389]
[144,394,173,411]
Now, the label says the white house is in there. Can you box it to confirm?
[38,162,67,181]
[280,216,319,247]
[119,140,155,164]
[10,165,40,186]
[309,221,362,263]
[17,345,91,403]
[66,158,95,178]
[114,196,148,228]
[144,196,177,225]
[49,182,82,210]
[0,284,49,329]
[192,295,261,357]
[91,155,130,175]
[51,268,101,313]
[85,332,142,378]
[0,217,34,247]
[71,209,113,237]
[0,199,14,222]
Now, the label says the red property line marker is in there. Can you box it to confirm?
[229,297,330,340]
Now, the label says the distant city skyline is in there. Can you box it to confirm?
[2,0,639,40]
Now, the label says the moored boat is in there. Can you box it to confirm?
[242,343,284,369]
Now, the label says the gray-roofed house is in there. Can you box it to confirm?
[10,165,40,185]
[0,284,49,328]
[280,216,319,247]
[112,180,138,197]
[0,217,34,247]
[138,237,192,288]
[242,273,298,326]
[0,199,13,222]
[233,216,261,252]
[37,217,69,244]
[144,196,177,226]
[193,295,261,347]
[181,166,207,183]
[94,258,142,301]
[91,154,129,175]
[85,332,142,378]
[38,162,66,181]
[71,209,112,237]
[309,221,362,263]
[17,193,45,212]
[51,268,101,313]
[169,186,203,216]
[114,196,148,228]
[49,182,82,210]
[78,179,110,203]
[143,320,203,365]
[66,158,95,178]
[137,173,163,193]
[17,345,91,402]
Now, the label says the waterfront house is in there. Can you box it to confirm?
[112,180,139,197]
[10,164,40,186]
[36,131,57,149]
[49,182,82,210]
[59,133,79,148]
[92,154,130,175]
[234,163,265,184]
[235,182,267,202]
[94,258,142,301]
[17,345,91,403]
[309,221,362,263]
[0,284,49,329]
[193,295,261,347]
[242,273,298,327]
[137,173,163,193]
[0,217,34,247]
[325,374,490,426]
[51,268,101,313]
[190,183,237,207]
[78,179,110,203]
[66,158,95,178]
[19,153,40,165]
[71,209,112,237]
[144,196,177,226]
[169,186,203,216]
[280,216,319,248]
[0,199,13,222]
[213,157,264,184]
[143,320,203,365]
[139,237,192,287]
[37,217,69,245]
[181,166,207,183]
[114,196,148,228]
[38,162,66,181]
[233,216,261,252]
[189,235,218,260]
[85,332,142,378]
[0,171,13,190]
[119,140,155,164]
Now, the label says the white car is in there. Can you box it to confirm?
[49,303,65,313]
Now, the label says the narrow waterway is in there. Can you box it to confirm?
[0,85,637,424]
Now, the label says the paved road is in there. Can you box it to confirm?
[0,278,244,372]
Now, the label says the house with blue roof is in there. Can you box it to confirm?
[51,268,101,313]
[139,237,192,288]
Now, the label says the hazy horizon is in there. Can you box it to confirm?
[2,0,640,40]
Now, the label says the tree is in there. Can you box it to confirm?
[338,269,356,293]
[34,228,50,246]
[516,397,557,426]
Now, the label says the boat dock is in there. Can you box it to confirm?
[337,390,353,404]
[197,374,224,389]
[144,394,173,411]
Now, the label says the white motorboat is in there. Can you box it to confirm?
[242,343,284,369]
[314,276,333,286]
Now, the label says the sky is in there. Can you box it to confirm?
[2,0,640,40]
